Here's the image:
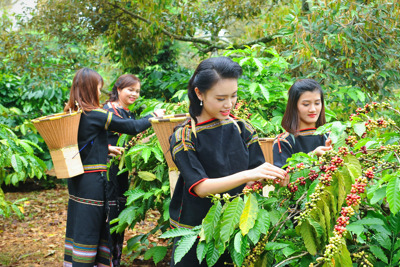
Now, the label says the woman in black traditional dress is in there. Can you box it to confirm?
[62,68,161,267]
[103,74,164,266]
[169,57,289,266]
[273,79,332,168]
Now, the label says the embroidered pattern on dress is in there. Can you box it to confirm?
[65,238,98,263]
[105,112,112,130]
[273,132,291,145]
[298,128,317,136]
[93,108,107,114]
[247,134,259,147]
[69,195,104,207]
[83,164,107,171]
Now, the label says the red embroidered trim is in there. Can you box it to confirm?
[84,170,106,173]
[277,132,285,153]
[299,127,317,131]
[188,178,208,197]
[196,118,216,126]
[111,102,123,118]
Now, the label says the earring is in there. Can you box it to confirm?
[200,100,203,106]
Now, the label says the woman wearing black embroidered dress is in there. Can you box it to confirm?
[273,79,332,168]
[63,68,160,267]
[103,74,164,266]
[169,57,289,266]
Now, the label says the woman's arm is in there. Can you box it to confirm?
[193,162,287,198]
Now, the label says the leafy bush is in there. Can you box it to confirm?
[0,106,47,219]
[226,45,294,137]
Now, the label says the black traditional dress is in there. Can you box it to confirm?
[273,128,329,168]
[63,108,152,267]
[103,102,153,266]
[169,116,265,266]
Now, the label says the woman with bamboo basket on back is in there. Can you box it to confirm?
[62,68,163,267]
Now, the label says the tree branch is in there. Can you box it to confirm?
[106,1,279,52]
[273,251,309,267]
[107,1,214,46]
[388,106,400,116]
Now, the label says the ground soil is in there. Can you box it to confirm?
[0,184,171,267]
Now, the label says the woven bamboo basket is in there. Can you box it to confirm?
[259,137,274,164]
[32,111,84,179]
[149,113,190,196]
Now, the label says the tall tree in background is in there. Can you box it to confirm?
[30,0,291,68]
[287,1,400,105]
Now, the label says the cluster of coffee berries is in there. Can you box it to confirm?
[364,167,375,180]
[242,234,269,266]
[296,163,306,170]
[211,193,222,203]
[359,146,368,154]
[319,173,371,262]
[349,176,368,195]
[340,206,355,217]
[296,184,326,221]
[243,181,263,194]
[308,170,319,181]
[223,193,231,202]
[345,135,358,147]
[352,251,373,267]
[211,193,233,203]
[287,172,315,193]
[349,102,390,121]
[331,156,344,167]
[319,173,333,186]
[364,117,394,132]
[346,193,361,206]
[338,146,349,156]
[232,100,253,119]
[317,234,345,261]
[287,183,299,193]
[285,164,319,193]
[335,215,350,236]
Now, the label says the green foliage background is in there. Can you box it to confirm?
[1,0,400,265]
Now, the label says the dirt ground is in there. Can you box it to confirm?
[0,184,170,267]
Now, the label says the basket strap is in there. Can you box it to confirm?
[72,140,94,159]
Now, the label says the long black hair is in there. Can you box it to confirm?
[281,79,326,135]
[188,57,242,123]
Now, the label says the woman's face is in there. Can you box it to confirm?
[297,90,322,129]
[117,83,141,109]
[196,78,238,123]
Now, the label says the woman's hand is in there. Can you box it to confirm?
[279,172,290,187]
[247,162,287,183]
[314,146,332,157]
[108,146,124,157]
[325,138,332,147]
[154,109,166,117]
[314,138,333,157]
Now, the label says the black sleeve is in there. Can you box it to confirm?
[239,119,265,169]
[106,111,153,136]
[170,126,209,196]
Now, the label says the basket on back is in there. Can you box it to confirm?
[149,113,190,169]
[149,113,190,196]
[258,137,274,164]
[32,111,84,179]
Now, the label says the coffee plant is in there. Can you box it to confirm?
[0,105,47,219]
[161,101,400,266]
